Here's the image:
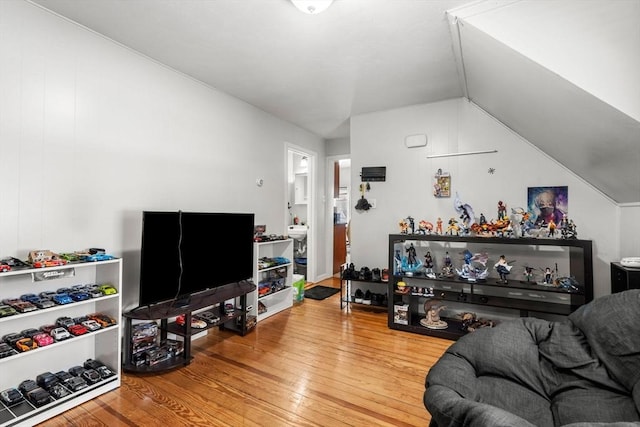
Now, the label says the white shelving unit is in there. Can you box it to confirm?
[252,240,294,322]
[0,259,122,426]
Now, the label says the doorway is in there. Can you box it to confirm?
[286,145,315,282]
[328,156,351,277]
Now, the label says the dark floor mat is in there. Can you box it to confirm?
[304,286,340,300]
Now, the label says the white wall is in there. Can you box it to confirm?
[350,98,618,298]
[620,205,640,258]
[0,1,326,309]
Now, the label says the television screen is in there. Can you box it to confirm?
[138,211,255,307]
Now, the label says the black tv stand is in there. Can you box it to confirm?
[123,281,256,373]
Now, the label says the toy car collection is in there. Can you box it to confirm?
[20,328,40,338]
[0,264,11,272]
[175,314,207,329]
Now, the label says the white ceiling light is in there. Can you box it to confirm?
[291,0,334,14]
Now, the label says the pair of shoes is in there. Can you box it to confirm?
[362,290,372,305]
[354,288,364,303]
[342,263,356,280]
[370,293,387,306]
[359,267,372,281]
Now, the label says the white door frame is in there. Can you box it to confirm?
[325,154,350,278]
[285,143,316,283]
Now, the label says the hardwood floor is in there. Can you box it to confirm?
[38,279,453,426]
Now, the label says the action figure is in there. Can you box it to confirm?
[547,218,557,237]
[446,217,460,235]
[424,251,436,278]
[436,217,443,235]
[523,266,534,282]
[420,301,448,329]
[441,251,454,278]
[497,201,507,220]
[479,213,487,225]
[494,255,512,284]
[544,267,553,284]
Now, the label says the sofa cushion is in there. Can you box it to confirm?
[568,290,640,392]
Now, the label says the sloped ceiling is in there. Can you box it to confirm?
[29,0,640,204]
[448,0,640,204]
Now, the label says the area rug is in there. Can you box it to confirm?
[304,286,340,300]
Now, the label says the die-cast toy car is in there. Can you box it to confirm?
[50,327,71,341]
[33,333,54,347]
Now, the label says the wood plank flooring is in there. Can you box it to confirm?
[37,279,453,427]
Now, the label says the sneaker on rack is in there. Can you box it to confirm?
[354,289,364,304]
[381,268,389,282]
[371,268,381,282]
[363,290,372,305]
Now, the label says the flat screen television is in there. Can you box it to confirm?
[138,211,255,307]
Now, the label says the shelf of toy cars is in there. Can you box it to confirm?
[0,325,117,367]
[257,262,292,274]
[164,309,244,338]
[0,294,119,327]
[0,258,121,277]
[0,374,119,426]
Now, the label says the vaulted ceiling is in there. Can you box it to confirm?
[30,0,640,204]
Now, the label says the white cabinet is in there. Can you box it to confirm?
[0,259,122,426]
[251,240,294,322]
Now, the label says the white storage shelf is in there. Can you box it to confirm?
[0,259,122,427]
[252,240,294,322]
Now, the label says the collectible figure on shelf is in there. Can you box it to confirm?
[458,312,496,332]
[511,207,534,237]
[538,266,556,286]
[479,213,487,225]
[418,220,434,235]
[454,193,475,234]
[523,266,535,282]
[407,216,415,234]
[436,217,443,235]
[560,215,578,239]
[446,217,460,236]
[497,201,507,220]
[420,301,448,329]
[440,251,455,278]
[547,218,557,237]
[399,219,409,234]
[456,250,488,282]
[424,251,436,279]
[494,255,513,284]
[401,243,423,276]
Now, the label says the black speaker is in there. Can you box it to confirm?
[611,262,640,293]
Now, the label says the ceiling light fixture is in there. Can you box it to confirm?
[291,0,334,14]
